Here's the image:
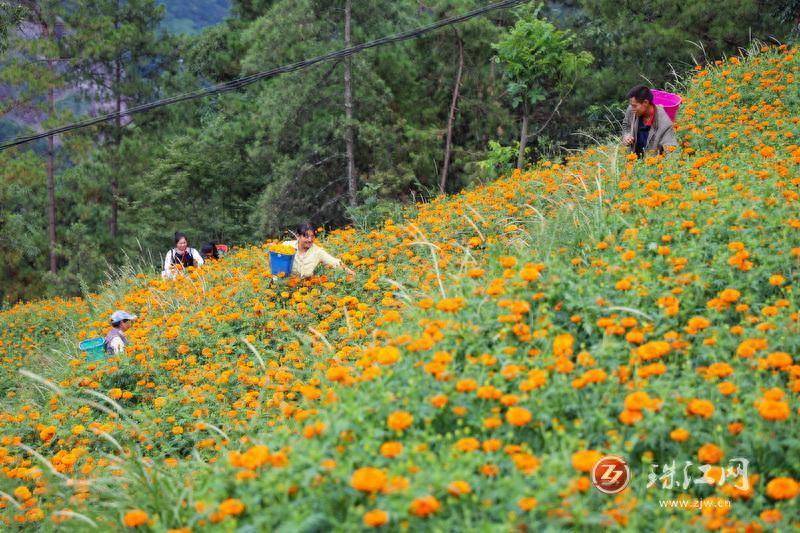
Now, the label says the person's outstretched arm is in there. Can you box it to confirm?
[191,248,205,267]
[621,106,634,146]
[318,247,354,276]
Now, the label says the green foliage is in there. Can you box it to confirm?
[492,15,592,110]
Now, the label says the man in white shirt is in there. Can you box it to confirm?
[105,310,136,355]
[282,223,355,278]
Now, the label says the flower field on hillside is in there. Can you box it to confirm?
[0,45,798,531]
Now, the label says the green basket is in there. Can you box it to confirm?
[79,337,106,361]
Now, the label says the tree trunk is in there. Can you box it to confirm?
[45,21,57,274]
[516,102,529,169]
[343,0,357,207]
[440,33,463,194]
[111,57,121,239]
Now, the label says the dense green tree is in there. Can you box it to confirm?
[492,13,592,168]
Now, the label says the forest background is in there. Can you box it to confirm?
[0,0,797,304]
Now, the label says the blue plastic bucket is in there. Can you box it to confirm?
[269,251,295,276]
[79,337,106,361]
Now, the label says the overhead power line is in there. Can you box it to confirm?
[0,0,528,151]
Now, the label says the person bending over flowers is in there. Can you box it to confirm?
[281,222,355,278]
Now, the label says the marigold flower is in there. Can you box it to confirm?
[350,467,387,493]
[697,443,724,464]
[409,495,440,517]
[380,441,403,458]
[435,297,466,312]
[756,399,790,421]
[387,411,413,432]
[505,406,532,426]
[123,509,149,528]
[518,497,537,511]
[571,450,603,473]
[362,509,389,527]
[686,399,715,418]
[447,480,472,497]
[766,477,799,500]
[218,498,245,517]
[670,428,690,442]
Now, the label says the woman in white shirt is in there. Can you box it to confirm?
[162,231,204,279]
[282,223,354,278]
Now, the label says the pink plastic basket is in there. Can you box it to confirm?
[651,89,682,122]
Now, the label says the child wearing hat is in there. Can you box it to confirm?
[105,310,137,355]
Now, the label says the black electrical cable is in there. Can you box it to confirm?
[0,0,527,151]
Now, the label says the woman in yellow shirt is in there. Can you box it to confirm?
[282,223,355,278]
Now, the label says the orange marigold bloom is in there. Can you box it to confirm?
[756,399,790,421]
[624,391,659,411]
[350,467,388,493]
[760,509,782,524]
[435,297,466,312]
[409,495,440,517]
[518,497,538,511]
[697,443,724,464]
[686,399,715,418]
[553,333,574,358]
[670,428,690,442]
[387,411,413,432]
[505,406,532,426]
[218,498,245,517]
[454,437,480,453]
[765,351,792,369]
[571,450,603,473]
[123,509,149,528]
[430,394,448,408]
[363,509,389,527]
[765,477,799,500]
[718,288,741,303]
[380,441,403,458]
[499,256,517,268]
[13,486,32,501]
[636,341,671,361]
[447,480,472,497]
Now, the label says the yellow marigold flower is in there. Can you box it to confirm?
[553,333,574,358]
[350,467,387,493]
[435,297,466,312]
[447,480,472,497]
[769,274,786,286]
[13,486,32,501]
[268,243,296,255]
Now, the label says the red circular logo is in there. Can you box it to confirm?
[591,455,631,494]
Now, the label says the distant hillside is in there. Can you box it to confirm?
[159,0,230,33]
